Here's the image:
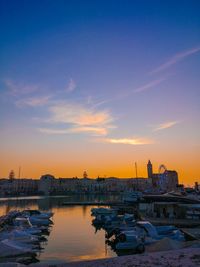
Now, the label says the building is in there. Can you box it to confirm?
[0,160,179,196]
[38,174,56,195]
[37,174,151,195]
[160,170,178,192]
[147,160,153,178]
[147,160,179,192]
[0,178,39,196]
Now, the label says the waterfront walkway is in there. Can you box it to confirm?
[63,249,200,267]
[27,247,200,267]
[1,248,200,267]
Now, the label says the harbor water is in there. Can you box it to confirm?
[0,195,121,264]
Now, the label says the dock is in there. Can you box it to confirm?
[146,217,200,227]
[61,201,123,206]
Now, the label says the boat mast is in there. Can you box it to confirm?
[135,162,138,178]
[18,166,21,179]
[135,162,138,190]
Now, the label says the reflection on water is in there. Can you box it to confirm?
[0,195,120,263]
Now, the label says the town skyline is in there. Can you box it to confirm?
[2,159,194,188]
[0,1,199,185]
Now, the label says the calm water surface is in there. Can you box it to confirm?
[0,195,120,264]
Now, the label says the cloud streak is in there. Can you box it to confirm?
[16,96,51,107]
[134,77,166,93]
[154,121,179,131]
[69,126,108,135]
[101,137,154,145]
[39,102,115,136]
[150,46,200,74]
[48,103,113,126]
[39,126,108,136]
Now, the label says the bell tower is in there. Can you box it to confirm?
[147,160,153,178]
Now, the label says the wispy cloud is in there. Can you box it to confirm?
[66,78,76,93]
[89,78,167,106]
[92,98,113,108]
[68,126,108,135]
[154,121,179,131]
[5,79,39,96]
[16,95,51,107]
[39,126,109,136]
[150,46,200,74]
[101,137,154,145]
[38,128,70,134]
[86,95,113,109]
[49,103,113,126]
[134,77,166,93]
[40,102,115,136]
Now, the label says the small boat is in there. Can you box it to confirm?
[22,210,53,219]
[123,191,143,204]
[13,217,42,235]
[0,239,37,258]
[27,216,53,227]
[91,207,117,216]
[3,238,41,251]
[112,221,184,251]
[0,229,40,244]
[115,236,145,253]
[136,221,184,241]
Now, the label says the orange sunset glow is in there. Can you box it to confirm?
[1,139,199,185]
[0,0,199,186]
[0,2,200,266]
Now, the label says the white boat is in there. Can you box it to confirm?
[0,239,37,258]
[22,210,53,219]
[27,216,52,227]
[19,212,53,227]
[91,207,117,216]
[13,217,42,235]
[136,221,184,241]
[2,239,40,252]
[123,191,143,204]
[0,229,40,244]
[92,211,135,227]
[104,217,136,231]
[113,221,184,251]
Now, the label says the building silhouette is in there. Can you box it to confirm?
[147,160,153,178]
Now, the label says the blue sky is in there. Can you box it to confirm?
[0,0,200,182]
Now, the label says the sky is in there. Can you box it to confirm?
[0,0,200,185]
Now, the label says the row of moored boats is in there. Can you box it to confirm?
[0,209,53,263]
[91,207,185,254]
